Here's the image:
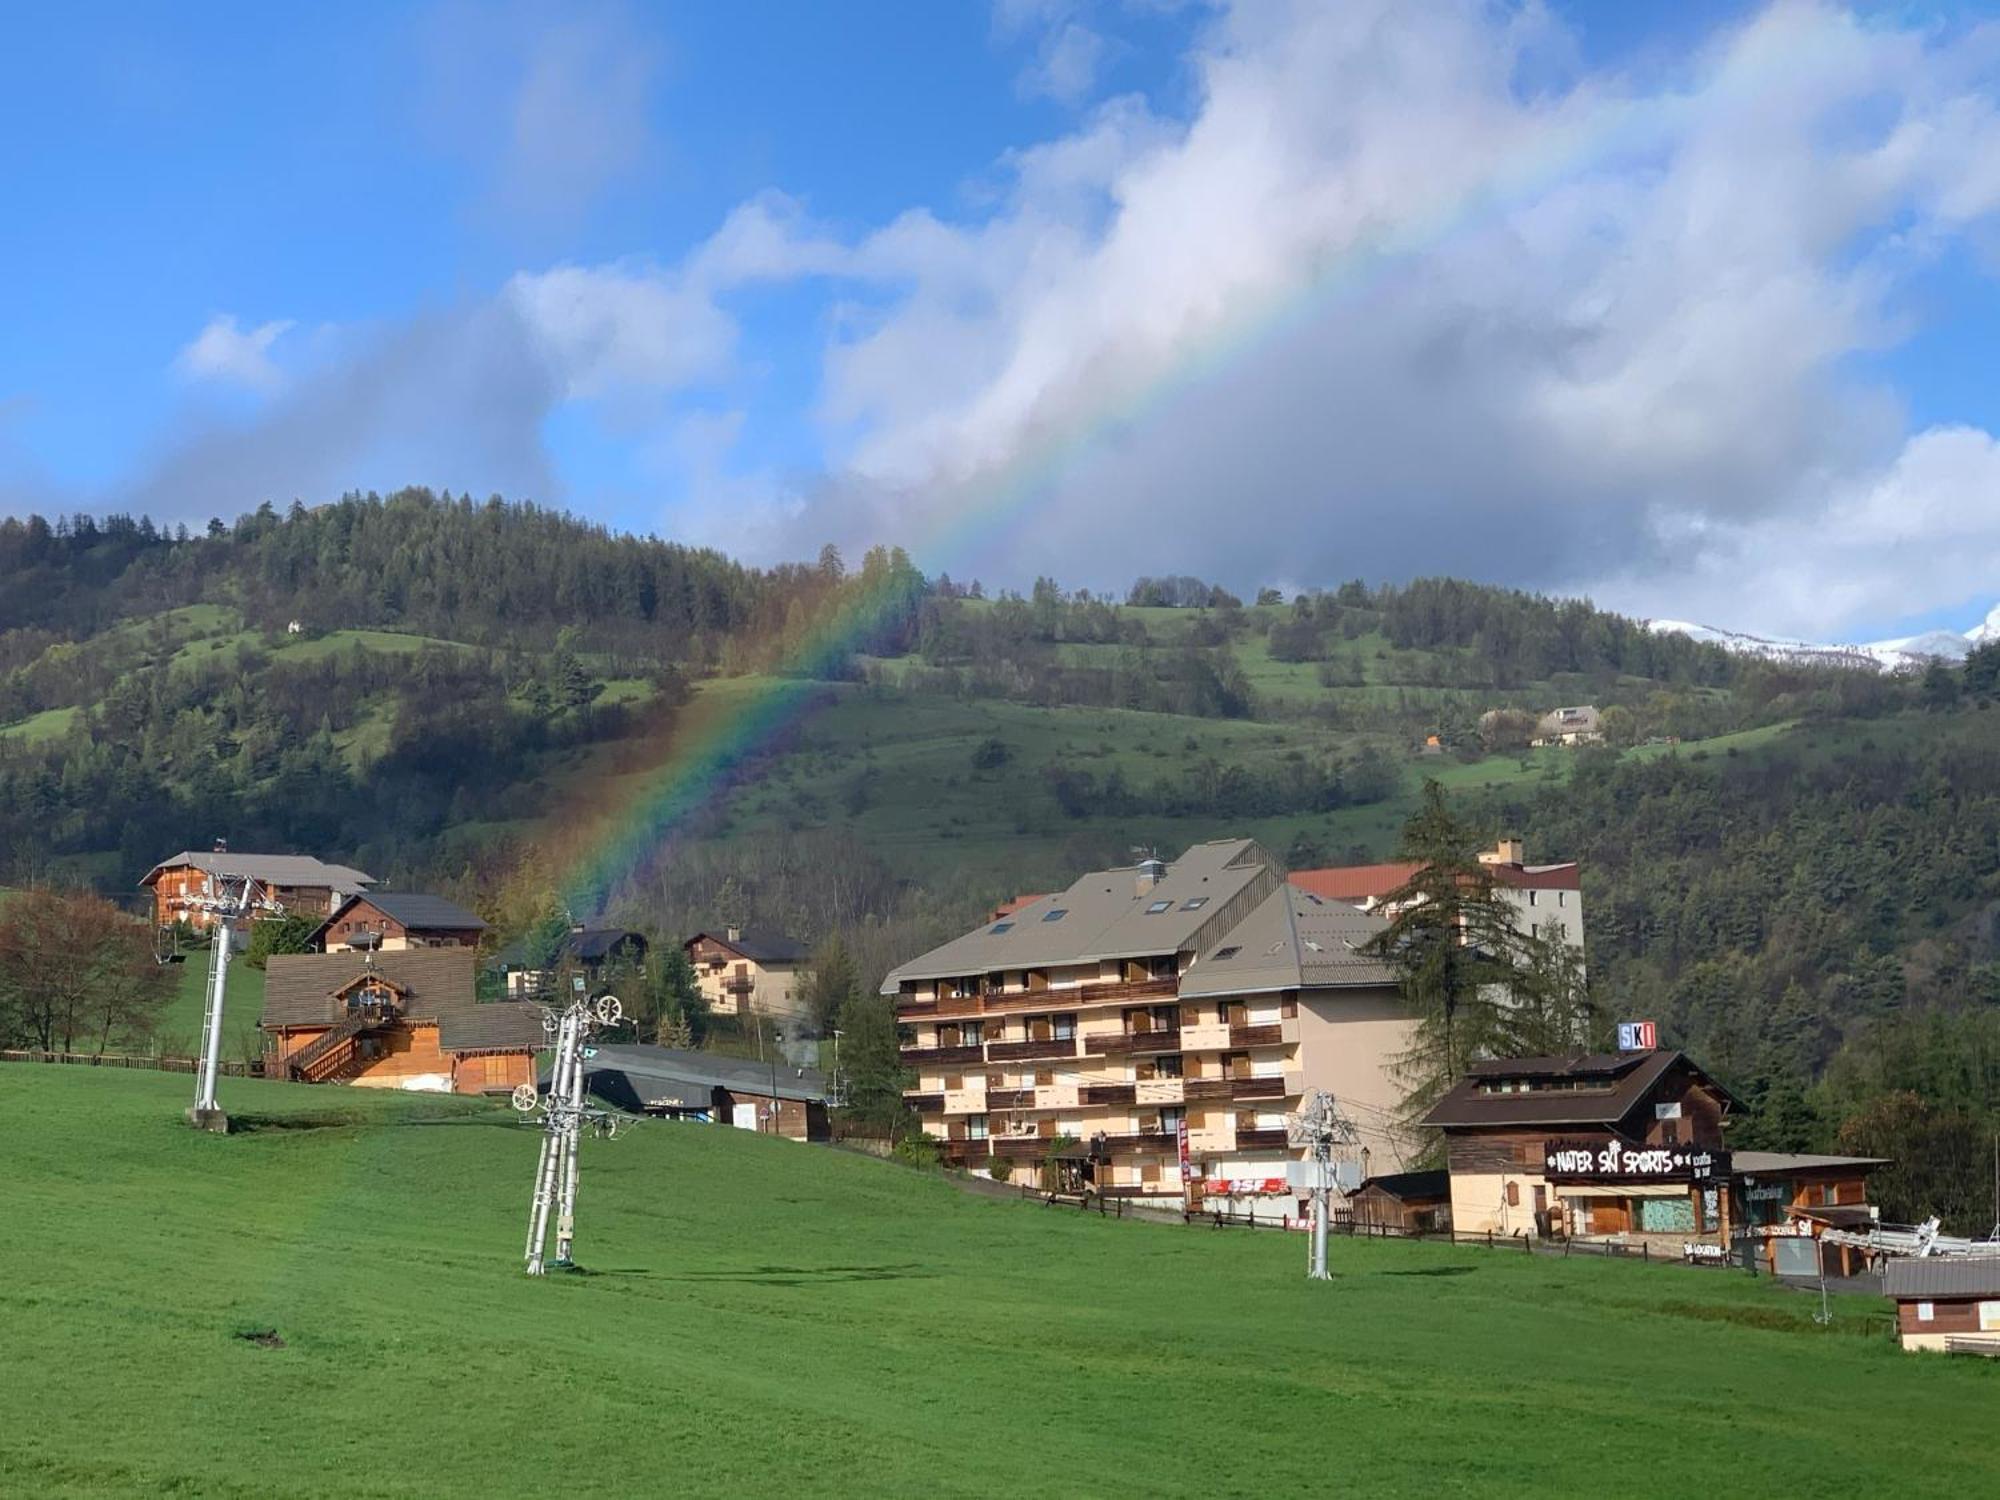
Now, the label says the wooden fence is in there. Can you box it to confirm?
[0,1048,263,1078]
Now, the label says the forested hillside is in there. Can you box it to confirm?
[5,490,2000,1223]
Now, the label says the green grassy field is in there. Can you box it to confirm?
[4,1068,1994,1498]
[154,949,268,1060]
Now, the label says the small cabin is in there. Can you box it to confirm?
[684,927,809,1019]
[1350,1169,1452,1233]
[311,891,489,953]
[1884,1259,2000,1354]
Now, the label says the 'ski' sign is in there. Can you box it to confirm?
[1616,1020,1658,1051]
[1542,1139,1729,1183]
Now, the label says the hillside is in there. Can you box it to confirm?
[5,1067,1998,1498]
[6,493,2000,1206]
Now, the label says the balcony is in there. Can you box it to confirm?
[1233,1075,1291,1102]
[1091,1131,1177,1154]
[989,1037,1079,1063]
[1228,1022,1287,1048]
[1098,1027,1181,1056]
[942,1088,987,1115]
[1183,1077,1234,1102]
[1032,1083,1080,1111]
[900,1043,985,1066]
[1187,1127,1233,1153]
[1082,1083,1137,1108]
[1179,1021,1232,1052]
[1134,1077,1186,1107]
[926,993,987,1020]
[985,1087,1033,1110]
[1235,1128,1290,1150]
[905,1092,944,1113]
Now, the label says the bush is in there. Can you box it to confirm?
[986,1154,1013,1182]
[893,1131,941,1170]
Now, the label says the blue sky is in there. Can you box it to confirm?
[5,2,2000,642]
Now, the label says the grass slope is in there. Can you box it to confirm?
[5,1069,1995,1498]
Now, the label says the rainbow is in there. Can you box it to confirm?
[553,11,1828,912]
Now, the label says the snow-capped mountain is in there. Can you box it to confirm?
[1649,601,1999,673]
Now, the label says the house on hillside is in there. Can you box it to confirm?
[1531,705,1604,746]
[570,1044,830,1141]
[260,948,541,1094]
[1290,838,1584,957]
[142,843,375,931]
[885,840,1419,1216]
[685,927,809,1019]
[493,927,650,999]
[311,891,488,952]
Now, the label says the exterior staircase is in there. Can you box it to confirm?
[285,1010,376,1083]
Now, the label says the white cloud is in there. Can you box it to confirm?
[175,314,293,392]
[756,0,2000,637]
[995,1,1111,107]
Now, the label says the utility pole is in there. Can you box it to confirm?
[518,982,626,1275]
[1286,1089,1360,1281]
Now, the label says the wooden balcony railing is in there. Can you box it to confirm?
[1228,1023,1285,1048]
[988,1037,1079,1063]
[1233,1075,1290,1101]
[1097,1027,1182,1056]
[1235,1128,1290,1150]
[1183,1077,1234,1102]
[1081,1083,1137,1107]
[896,974,1180,1024]
[904,1092,944,1112]
[899,1044,985,1066]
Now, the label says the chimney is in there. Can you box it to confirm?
[1480,838,1525,867]
[726,924,742,943]
[1135,857,1167,895]
[213,837,228,854]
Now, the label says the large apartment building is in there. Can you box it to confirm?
[885,840,1417,1214]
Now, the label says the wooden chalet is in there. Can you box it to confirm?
[142,844,374,931]
[1424,1050,1736,1247]
[311,891,489,952]
[260,948,542,1094]
[494,927,649,999]
[685,927,808,1019]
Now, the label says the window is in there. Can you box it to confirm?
[1052,1013,1077,1041]
[1213,945,1240,960]
[966,1114,989,1141]
[962,1022,983,1046]
[1557,891,1567,907]
[1917,1301,1936,1323]
[990,921,1014,934]
[1145,899,1173,914]
[1528,890,1538,907]
[1042,908,1068,922]
[1155,1054,1183,1078]
[1159,1107,1185,1131]
[1505,1182,1520,1207]
[1180,896,1209,911]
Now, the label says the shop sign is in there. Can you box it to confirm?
[1616,1020,1658,1051]
[1543,1138,1729,1183]
[1682,1242,1727,1263]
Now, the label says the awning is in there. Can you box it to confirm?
[1554,1183,1691,1200]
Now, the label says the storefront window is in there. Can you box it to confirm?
[1637,1196,1696,1233]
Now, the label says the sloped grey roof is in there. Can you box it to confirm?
[261,948,540,1053]
[686,928,806,965]
[334,891,487,932]
[1178,886,1394,997]
[572,1044,828,1104]
[1733,1152,1889,1176]
[883,840,1282,989]
[1884,1259,2000,1299]
[142,850,375,892]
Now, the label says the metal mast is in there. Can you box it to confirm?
[1286,1089,1360,1280]
[517,985,626,1275]
[187,876,277,1132]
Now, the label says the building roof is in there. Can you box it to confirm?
[1421,1049,1731,1131]
[311,890,488,943]
[260,948,543,1052]
[567,928,648,962]
[1732,1152,1890,1177]
[1355,1169,1450,1202]
[884,840,1284,990]
[1176,886,1394,997]
[685,928,806,966]
[1288,859,1580,905]
[1884,1258,2000,1300]
[572,1044,828,1105]
[141,850,375,894]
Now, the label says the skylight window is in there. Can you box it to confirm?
[1213,945,1241,960]
[1145,900,1173,914]
[1042,908,1068,922]
[990,921,1014,934]
[1180,896,1209,911]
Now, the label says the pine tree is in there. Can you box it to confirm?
[836,991,909,1135]
[806,932,859,1035]
[1364,780,1535,1118]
